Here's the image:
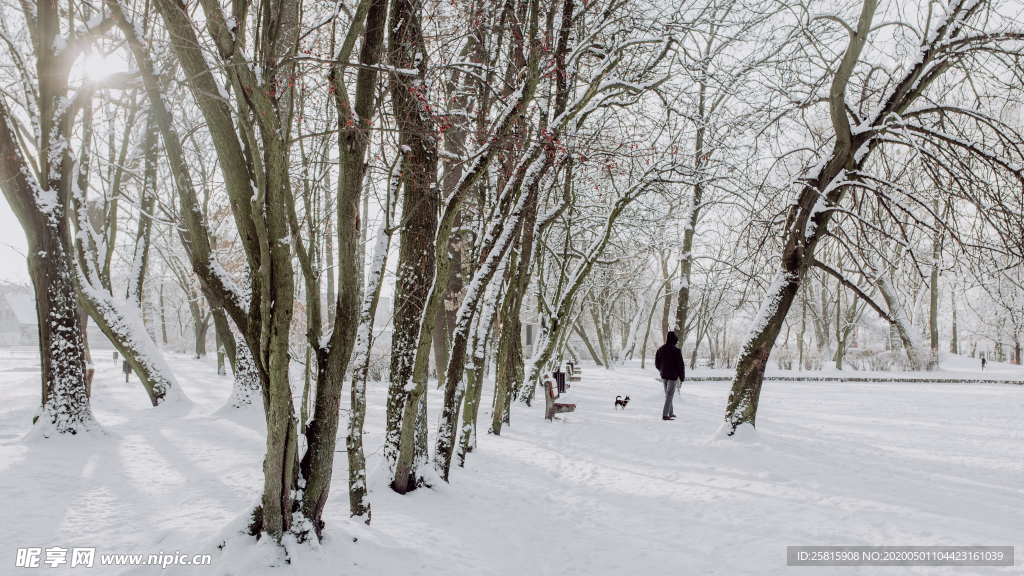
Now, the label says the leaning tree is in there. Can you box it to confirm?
[723,0,1024,433]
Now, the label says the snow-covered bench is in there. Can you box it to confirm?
[542,374,576,421]
[567,362,581,382]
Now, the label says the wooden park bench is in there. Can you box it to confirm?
[566,361,581,382]
[542,373,576,421]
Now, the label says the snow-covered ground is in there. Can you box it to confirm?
[1,349,1022,575]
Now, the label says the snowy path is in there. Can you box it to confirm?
[1,350,1022,575]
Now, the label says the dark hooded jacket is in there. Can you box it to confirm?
[655,332,686,381]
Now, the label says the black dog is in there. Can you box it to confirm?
[614,395,630,409]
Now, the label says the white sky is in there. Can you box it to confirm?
[0,195,29,284]
[0,52,133,286]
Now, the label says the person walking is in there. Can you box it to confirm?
[655,331,686,421]
[981,356,987,371]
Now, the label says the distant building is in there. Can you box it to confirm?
[0,288,113,349]
[521,313,539,359]
[0,291,38,346]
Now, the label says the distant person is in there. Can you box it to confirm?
[655,331,686,421]
[982,357,987,370]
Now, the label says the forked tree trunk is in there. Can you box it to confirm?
[725,0,879,432]
[298,0,386,535]
[109,0,298,538]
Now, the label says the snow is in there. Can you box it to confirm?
[1,350,1022,574]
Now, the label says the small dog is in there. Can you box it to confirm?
[614,395,630,409]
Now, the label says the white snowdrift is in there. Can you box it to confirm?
[0,350,1021,575]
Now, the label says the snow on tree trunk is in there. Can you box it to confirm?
[346,183,397,519]
[77,278,188,406]
[296,0,386,536]
[0,15,100,435]
[876,271,924,370]
[456,277,502,468]
[219,343,262,412]
[383,0,442,494]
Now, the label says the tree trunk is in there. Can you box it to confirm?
[160,284,169,345]
[798,292,806,370]
[457,279,500,467]
[32,243,94,434]
[433,307,450,382]
[385,0,441,489]
[68,101,182,407]
[0,98,95,434]
[347,173,400,520]
[434,183,537,477]
[392,0,544,490]
[77,282,185,405]
[491,191,538,432]
[835,276,844,370]
[194,309,209,359]
[591,300,612,368]
[876,272,924,369]
[639,290,661,369]
[930,200,940,355]
[573,323,604,366]
[212,306,237,374]
[674,88,707,343]
[126,113,159,307]
[222,343,262,410]
[950,287,958,354]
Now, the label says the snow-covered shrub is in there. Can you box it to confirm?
[367,338,391,382]
[802,347,824,370]
[862,350,898,371]
[720,338,742,369]
[774,346,795,370]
